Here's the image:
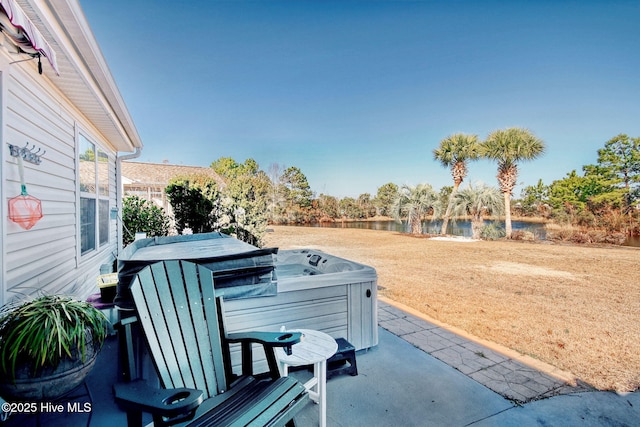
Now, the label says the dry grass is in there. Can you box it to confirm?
[264,225,640,392]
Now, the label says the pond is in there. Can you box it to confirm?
[300,220,640,247]
[306,219,546,238]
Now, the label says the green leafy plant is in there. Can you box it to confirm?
[122,195,170,246]
[165,175,220,235]
[0,295,109,380]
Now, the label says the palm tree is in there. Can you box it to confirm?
[482,127,545,238]
[450,183,504,239]
[391,184,439,234]
[433,133,481,235]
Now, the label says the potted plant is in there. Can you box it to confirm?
[0,295,110,400]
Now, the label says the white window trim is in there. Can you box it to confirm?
[76,128,111,262]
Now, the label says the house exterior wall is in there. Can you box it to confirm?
[1,54,119,305]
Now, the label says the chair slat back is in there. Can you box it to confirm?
[129,260,228,399]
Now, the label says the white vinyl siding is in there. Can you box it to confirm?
[1,63,118,304]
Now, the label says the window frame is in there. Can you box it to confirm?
[78,132,111,257]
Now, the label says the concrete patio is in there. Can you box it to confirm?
[3,299,639,426]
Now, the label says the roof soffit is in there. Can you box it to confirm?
[12,0,142,152]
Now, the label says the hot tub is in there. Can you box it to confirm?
[223,249,378,352]
[117,234,378,377]
[116,232,277,309]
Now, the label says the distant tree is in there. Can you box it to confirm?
[281,166,313,210]
[267,163,286,222]
[222,170,270,247]
[122,196,170,246]
[205,157,271,244]
[357,193,377,218]
[391,184,439,234]
[548,168,626,231]
[581,165,628,211]
[437,186,453,213]
[339,197,363,219]
[433,133,481,234]
[373,183,399,217]
[518,179,550,217]
[544,136,639,234]
[587,134,640,212]
[211,156,239,178]
[449,183,503,239]
[211,157,259,179]
[549,171,617,212]
[318,194,340,219]
[482,127,545,238]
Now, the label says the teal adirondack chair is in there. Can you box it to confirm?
[114,260,309,427]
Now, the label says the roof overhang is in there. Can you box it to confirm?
[4,0,142,153]
[0,0,58,73]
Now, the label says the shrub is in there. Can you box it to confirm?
[601,232,627,245]
[576,211,597,228]
[570,231,590,244]
[480,223,506,240]
[511,230,536,241]
[122,196,170,246]
[166,176,220,234]
[546,223,628,245]
[545,223,575,242]
[549,209,572,225]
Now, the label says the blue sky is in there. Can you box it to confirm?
[80,0,640,198]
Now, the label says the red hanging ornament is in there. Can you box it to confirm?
[8,157,42,230]
[9,188,43,230]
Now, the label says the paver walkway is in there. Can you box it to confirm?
[377,298,593,403]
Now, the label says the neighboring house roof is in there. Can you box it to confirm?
[9,0,142,152]
[121,161,225,188]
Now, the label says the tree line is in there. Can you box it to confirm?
[123,130,639,247]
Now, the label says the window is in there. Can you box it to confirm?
[79,134,110,255]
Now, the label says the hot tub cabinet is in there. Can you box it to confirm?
[224,249,378,352]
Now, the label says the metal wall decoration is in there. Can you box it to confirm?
[8,142,45,165]
[7,143,44,230]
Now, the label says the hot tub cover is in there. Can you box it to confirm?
[116,232,277,308]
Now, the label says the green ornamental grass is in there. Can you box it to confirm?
[0,295,109,380]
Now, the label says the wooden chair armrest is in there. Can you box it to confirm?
[226,331,302,380]
[114,315,139,328]
[114,380,203,426]
[226,331,302,355]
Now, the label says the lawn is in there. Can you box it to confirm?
[264,225,640,392]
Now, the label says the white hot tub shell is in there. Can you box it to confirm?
[224,249,378,353]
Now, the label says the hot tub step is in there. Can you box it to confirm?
[327,338,358,379]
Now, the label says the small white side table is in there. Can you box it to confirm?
[275,329,338,427]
